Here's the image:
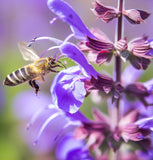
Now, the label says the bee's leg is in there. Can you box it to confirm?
[29,80,40,95]
[50,68,59,73]
[50,64,65,73]
[56,60,66,69]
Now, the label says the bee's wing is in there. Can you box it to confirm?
[18,41,40,61]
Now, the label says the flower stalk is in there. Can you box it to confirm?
[113,0,124,159]
[115,0,124,125]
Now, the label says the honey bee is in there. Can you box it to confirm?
[3,41,64,94]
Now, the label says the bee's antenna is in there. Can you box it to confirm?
[27,37,37,47]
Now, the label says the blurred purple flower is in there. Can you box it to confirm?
[12,90,83,154]
[136,149,153,160]
[56,133,94,160]
[121,65,153,107]
[136,116,153,131]
[47,0,96,40]
[122,65,143,85]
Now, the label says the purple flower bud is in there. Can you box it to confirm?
[84,74,114,94]
[125,83,149,99]
[128,55,151,70]
[123,9,150,24]
[127,36,152,69]
[96,50,113,65]
[93,1,119,23]
[47,0,96,40]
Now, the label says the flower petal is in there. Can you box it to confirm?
[12,91,69,153]
[123,9,150,24]
[86,36,114,51]
[60,42,99,78]
[128,55,151,70]
[50,66,87,113]
[96,50,113,65]
[128,36,153,59]
[47,0,96,40]
[56,134,94,160]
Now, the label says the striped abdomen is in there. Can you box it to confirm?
[4,66,36,86]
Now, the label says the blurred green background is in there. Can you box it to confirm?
[0,0,153,160]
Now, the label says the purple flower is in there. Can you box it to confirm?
[127,36,153,70]
[122,65,143,85]
[78,28,114,65]
[147,39,153,56]
[47,0,96,40]
[12,90,82,153]
[128,36,153,59]
[136,117,153,131]
[121,65,153,107]
[84,74,114,94]
[56,134,94,160]
[50,65,88,113]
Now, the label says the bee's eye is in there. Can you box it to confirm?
[50,58,55,64]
